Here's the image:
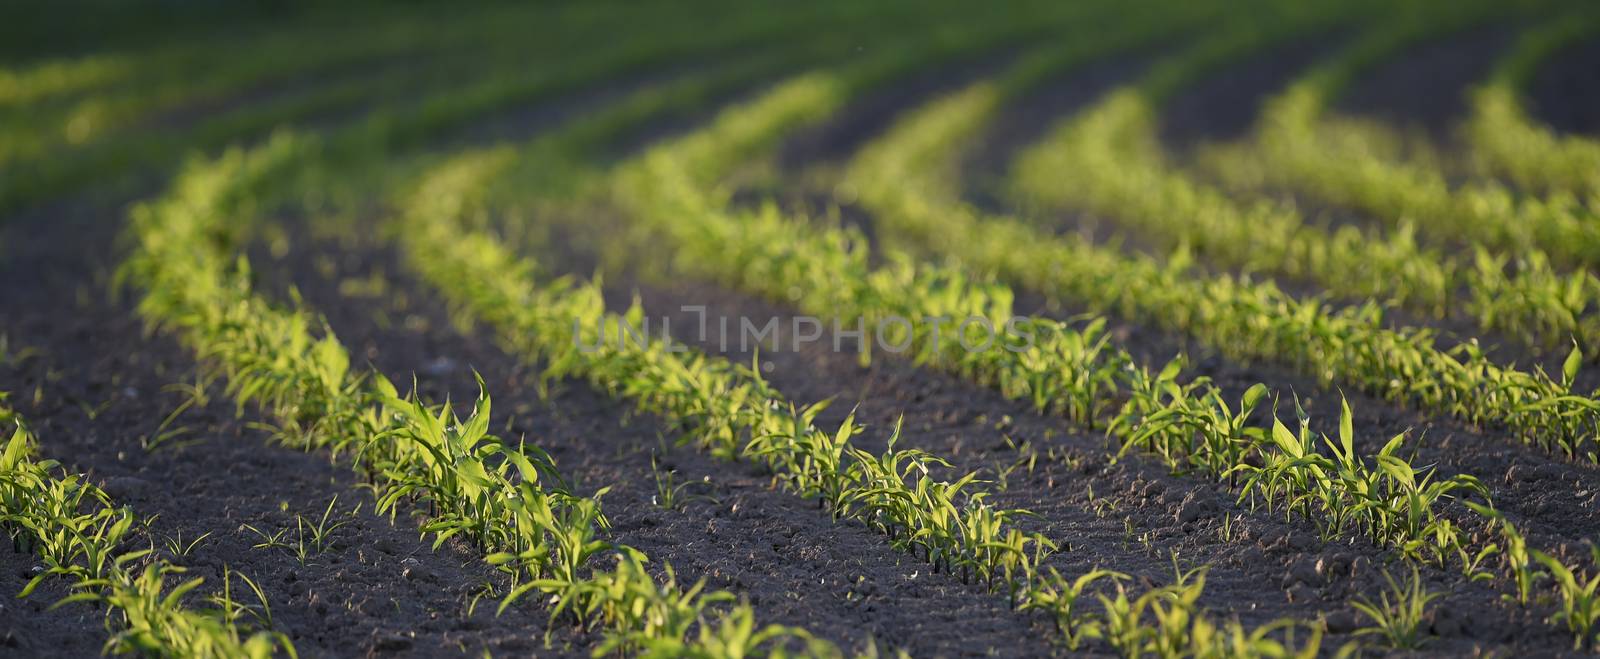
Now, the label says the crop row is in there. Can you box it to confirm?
[0,401,293,657]
[846,35,1600,464]
[116,135,837,657]
[842,19,1600,649]
[615,57,1486,558]
[340,16,1343,650]
[11,7,1080,656]
[27,1,1600,653]
[1200,6,1600,277]
[386,7,1092,611]
[1008,24,1599,351]
[1466,10,1600,197]
[588,37,1600,646]
[393,139,1328,656]
[584,33,1450,650]
[0,0,934,215]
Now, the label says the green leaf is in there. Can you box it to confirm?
[1562,342,1583,386]
[1240,383,1267,414]
[1462,500,1501,521]
[1271,419,1302,458]
[47,592,102,610]
[1157,358,1182,383]
[1338,396,1354,461]
[1,426,32,472]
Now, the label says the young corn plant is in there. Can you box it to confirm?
[208,566,276,631]
[650,455,715,511]
[1351,566,1441,650]
[1017,567,1127,650]
[1231,398,1484,565]
[1109,361,1266,478]
[1465,502,1539,605]
[160,530,213,560]
[1532,550,1600,650]
[584,550,821,657]
[66,561,293,659]
[1089,564,1317,659]
[241,497,353,566]
[401,146,1062,605]
[2,404,292,657]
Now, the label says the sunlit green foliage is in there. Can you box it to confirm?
[1201,5,1600,290]
[1,404,293,658]
[850,20,1600,466]
[119,137,827,657]
[1466,10,1600,197]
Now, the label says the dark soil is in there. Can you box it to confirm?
[9,8,1600,657]
[0,205,567,657]
[508,183,1585,654]
[776,51,1015,171]
[1158,37,1341,151]
[255,229,1064,657]
[1526,37,1600,136]
[962,55,1153,211]
[0,548,104,657]
[1332,27,1512,142]
[614,265,1579,655]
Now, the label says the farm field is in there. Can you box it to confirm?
[6,0,1600,656]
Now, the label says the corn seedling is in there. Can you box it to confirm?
[1018,567,1126,649]
[160,530,213,560]
[651,455,716,510]
[1532,550,1600,650]
[1,403,293,657]
[241,496,352,566]
[207,566,277,631]
[1350,565,1441,650]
